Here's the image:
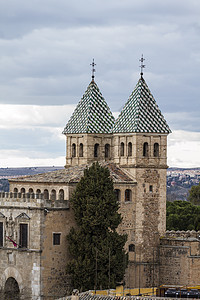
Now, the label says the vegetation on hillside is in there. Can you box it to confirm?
[66,162,128,292]
[188,182,200,205]
[166,200,200,231]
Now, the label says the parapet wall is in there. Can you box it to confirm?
[165,230,200,240]
[0,192,69,209]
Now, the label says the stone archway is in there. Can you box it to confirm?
[4,277,20,299]
[1,267,23,299]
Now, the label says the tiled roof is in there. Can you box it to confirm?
[9,163,135,184]
[113,77,171,133]
[63,80,115,134]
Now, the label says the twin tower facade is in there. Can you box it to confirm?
[63,75,171,288]
[0,72,171,299]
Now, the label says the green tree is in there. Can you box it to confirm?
[66,162,128,291]
[166,200,200,231]
[188,182,200,205]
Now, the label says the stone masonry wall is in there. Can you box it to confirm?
[159,236,200,287]
[41,208,76,299]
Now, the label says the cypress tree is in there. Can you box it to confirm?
[67,162,127,291]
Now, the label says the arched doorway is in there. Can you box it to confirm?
[4,277,20,299]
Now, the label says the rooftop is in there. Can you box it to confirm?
[113,77,171,134]
[63,80,115,134]
[9,163,135,184]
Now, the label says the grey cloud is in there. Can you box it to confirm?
[0,0,199,130]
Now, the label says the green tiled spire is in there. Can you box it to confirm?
[63,80,115,134]
[113,77,171,133]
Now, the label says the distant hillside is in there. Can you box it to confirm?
[0,166,199,201]
[0,166,64,178]
[0,166,64,192]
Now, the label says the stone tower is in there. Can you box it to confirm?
[63,79,115,167]
[63,69,171,288]
[113,74,171,287]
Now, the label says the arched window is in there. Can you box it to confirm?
[79,143,83,157]
[59,189,64,200]
[120,142,124,156]
[129,244,135,252]
[143,142,149,157]
[114,189,121,202]
[29,188,33,193]
[72,143,76,157]
[14,188,18,193]
[125,189,132,202]
[105,144,110,159]
[94,143,99,158]
[21,188,25,194]
[128,142,132,156]
[36,189,41,194]
[44,189,49,200]
[154,143,159,157]
[51,189,56,201]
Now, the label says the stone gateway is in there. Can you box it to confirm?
[0,69,199,299]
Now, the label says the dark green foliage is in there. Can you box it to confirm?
[188,182,200,205]
[67,162,127,291]
[166,200,200,231]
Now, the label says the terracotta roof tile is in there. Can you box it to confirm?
[9,163,135,184]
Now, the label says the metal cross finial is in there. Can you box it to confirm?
[139,54,145,77]
[90,59,96,81]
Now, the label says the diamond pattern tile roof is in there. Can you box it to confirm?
[63,80,115,134]
[113,77,171,133]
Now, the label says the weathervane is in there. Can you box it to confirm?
[139,54,145,77]
[90,59,96,81]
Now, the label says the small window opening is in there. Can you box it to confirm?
[128,142,132,156]
[0,222,3,247]
[120,142,124,156]
[79,143,83,157]
[94,143,99,158]
[105,144,110,159]
[51,189,56,201]
[143,142,149,157]
[59,189,64,201]
[19,223,28,248]
[44,189,49,200]
[149,185,153,192]
[129,244,135,252]
[125,189,132,202]
[53,233,61,245]
[72,143,76,157]
[154,143,159,157]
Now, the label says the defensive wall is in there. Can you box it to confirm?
[159,230,200,287]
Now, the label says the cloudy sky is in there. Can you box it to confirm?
[0,0,199,168]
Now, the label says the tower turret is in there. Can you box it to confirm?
[63,62,115,167]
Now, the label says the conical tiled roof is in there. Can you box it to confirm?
[113,77,171,133]
[63,80,115,134]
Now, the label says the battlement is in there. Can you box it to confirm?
[165,230,200,240]
[0,191,69,209]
